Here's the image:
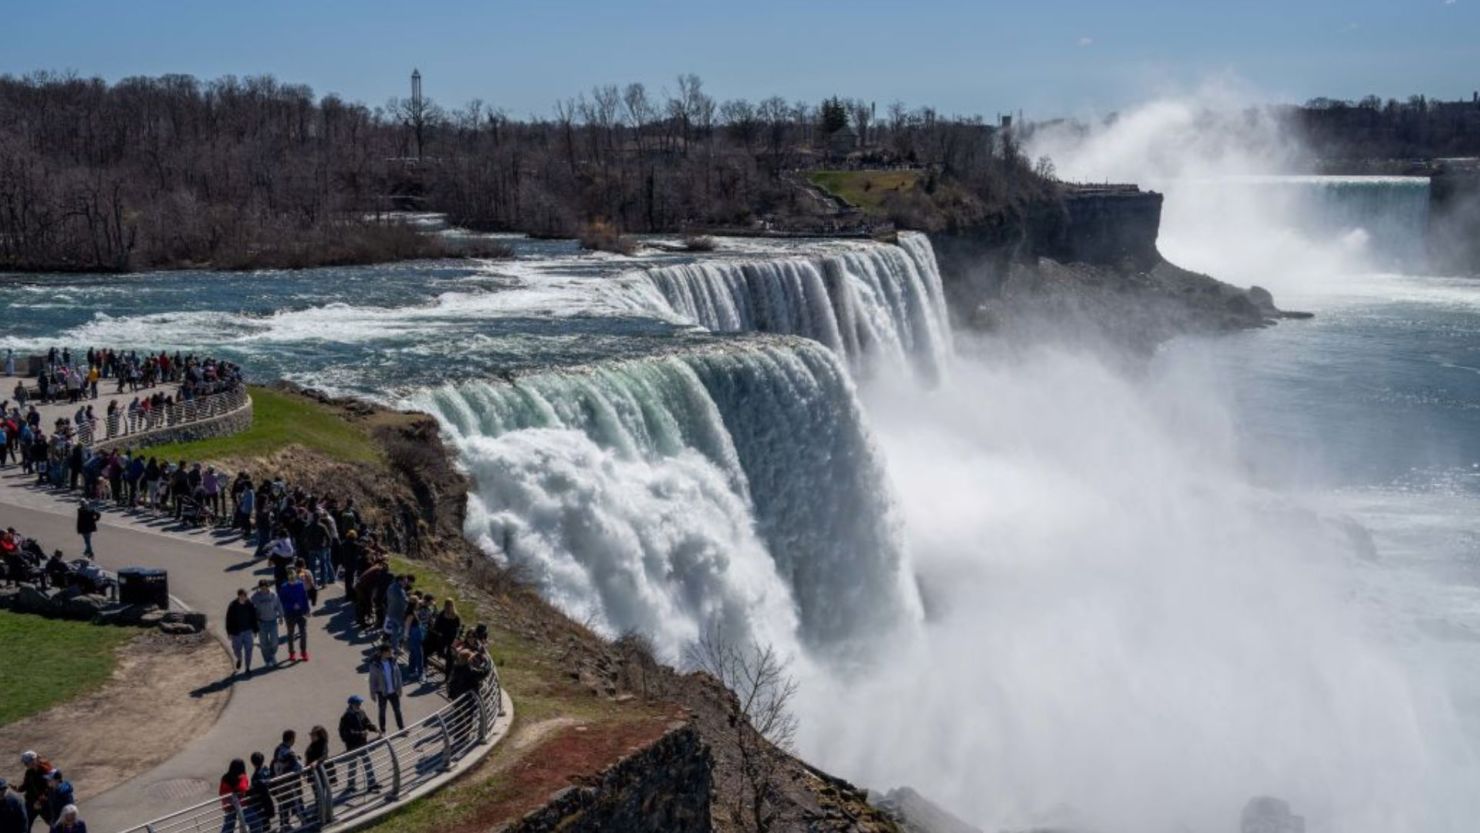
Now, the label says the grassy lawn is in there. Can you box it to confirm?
[808,169,922,213]
[0,610,134,727]
[144,385,381,465]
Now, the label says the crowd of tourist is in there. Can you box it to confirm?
[1,347,243,456]
[3,347,502,833]
[0,753,81,833]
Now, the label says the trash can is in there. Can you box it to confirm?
[118,567,169,609]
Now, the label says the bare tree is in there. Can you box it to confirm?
[687,628,799,833]
[623,82,653,153]
[848,98,873,147]
[390,91,443,159]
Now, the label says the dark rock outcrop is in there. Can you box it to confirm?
[929,184,1306,350]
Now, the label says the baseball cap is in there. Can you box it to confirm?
[348,695,364,705]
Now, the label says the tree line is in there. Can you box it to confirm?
[1292,93,1480,160]
[0,70,1049,272]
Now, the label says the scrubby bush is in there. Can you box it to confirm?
[579,219,637,255]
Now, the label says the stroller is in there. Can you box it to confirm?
[179,490,218,529]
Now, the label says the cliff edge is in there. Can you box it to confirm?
[928,185,1308,351]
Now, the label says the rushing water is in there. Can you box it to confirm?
[2,189,1477,832]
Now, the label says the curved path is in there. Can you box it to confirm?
[0,469,451,833]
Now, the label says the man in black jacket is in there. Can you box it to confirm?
[337,696,380,794]
[225,588,259,676]
[74,501,99,559]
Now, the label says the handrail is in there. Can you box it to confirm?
[72,386,250,448]
[114,665,502,833]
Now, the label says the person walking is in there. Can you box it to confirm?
[278,572,310,663]
[336,696,380,794]
[225,589,259,677]
[368,642,405,732]
[74,501,99,559]
[217,760,248,833]
[248,580,283,668]
[0,778,27,833]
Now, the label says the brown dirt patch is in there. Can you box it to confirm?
[0,629,231,800]
[451,716,675,833]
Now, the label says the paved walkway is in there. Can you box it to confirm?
[0,468,447,833]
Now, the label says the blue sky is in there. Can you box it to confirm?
[3,0,1475,119]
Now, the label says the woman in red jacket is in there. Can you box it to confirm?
[217,759,249,833]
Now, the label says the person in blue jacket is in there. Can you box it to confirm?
[41,773,72,829]
[277,573,310,663]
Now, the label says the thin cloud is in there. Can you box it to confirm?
[1077,36,1095,47]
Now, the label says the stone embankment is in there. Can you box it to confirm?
[498,724,712,833]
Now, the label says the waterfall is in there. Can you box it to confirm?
[408,336,921,659]
[1249,176,1431,268]
[636,232,953,380]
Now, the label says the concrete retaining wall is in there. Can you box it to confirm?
[97,397,253,451]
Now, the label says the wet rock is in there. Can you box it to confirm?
[870,787,982,833]
[1241,796,1305,833]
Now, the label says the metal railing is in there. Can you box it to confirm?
[117,667,502,833]
[79,386,250,448]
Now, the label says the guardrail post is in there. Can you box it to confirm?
[435,713,454,771]
[312,764,335,826]
[231,793,249,833]
[473,690,489,744]
[386,735,402,799]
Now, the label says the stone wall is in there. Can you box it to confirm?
[97,397,253,451]
[499,724,713,833]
